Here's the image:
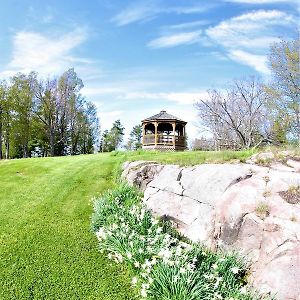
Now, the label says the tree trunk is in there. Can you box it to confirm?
[50,126,55,156]
[5,133,9,159]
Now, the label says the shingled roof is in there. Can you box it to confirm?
[143,110,186,123]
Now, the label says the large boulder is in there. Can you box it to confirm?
[122,156,300,299]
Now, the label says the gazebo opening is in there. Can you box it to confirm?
[141,110,187,151]
[144,123,155,135]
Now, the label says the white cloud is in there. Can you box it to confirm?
[82,84,209,105]
[163,20,210,31]
[207,10,294,49]
[112,2,212,26]
[228,50,269,74]
[148,31,202,48]
[112,2,158,26]
[1,28,89,77]
[206,9,296,74]
[119,91,209,105]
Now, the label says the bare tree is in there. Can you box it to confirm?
[195,77,269,149]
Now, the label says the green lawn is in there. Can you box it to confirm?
[0,154,135,300]
[0,150,253,299]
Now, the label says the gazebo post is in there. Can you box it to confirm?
[142,123,145,145]
[172,122,176,148]
[154,122,158,146]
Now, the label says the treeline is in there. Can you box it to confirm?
[0,68,99,159]
[193,36,300,150]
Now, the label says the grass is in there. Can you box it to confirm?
[0,150,254,299]
[113,149,255,166]
[0,154,135,300]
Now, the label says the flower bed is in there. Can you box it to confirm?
[91,184,270,299]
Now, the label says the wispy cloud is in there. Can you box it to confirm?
[111,2,158,26]
[228,50,269,74]
[162,20,210,31]
[148,30,202,48]
[122,91,209,105]
[83,86,208,105]
[112,1,213,26]
[205,9,296,74]
[1,28,89,77]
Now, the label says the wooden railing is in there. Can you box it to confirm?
[143,134,185,146]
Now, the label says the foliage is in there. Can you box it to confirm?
[0,68,100,159]
[92,184,269,299]
[126,124,142,150]
[101,119,125,152]
[265,35,300,145]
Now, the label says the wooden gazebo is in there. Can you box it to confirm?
[142,110,187,151]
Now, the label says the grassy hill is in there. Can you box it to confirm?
[0,150,252,299]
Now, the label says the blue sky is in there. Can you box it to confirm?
[0,0,298,142]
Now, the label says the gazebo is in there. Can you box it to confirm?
[142,110,187,151]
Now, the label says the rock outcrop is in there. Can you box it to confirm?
[122,154,300,300]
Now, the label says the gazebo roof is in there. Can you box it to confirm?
[142,110,186,123]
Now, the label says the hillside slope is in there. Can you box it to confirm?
[0,154,134,299]
[0,150,252,299]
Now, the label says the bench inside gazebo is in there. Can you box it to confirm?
[142,110,187,151]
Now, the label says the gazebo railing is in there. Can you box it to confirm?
[143,134,185,146]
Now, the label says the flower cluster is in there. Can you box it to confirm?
[91,184,271,300]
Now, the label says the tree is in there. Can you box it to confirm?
[265,35,300,145]
[9,72,37,158]
[0,81,7,159]
[0,68,100,158]
[34,78,58,156]
[195,77,269,149]
[126,124,142,150]
[101,120,125,152]
[56,68,84,156]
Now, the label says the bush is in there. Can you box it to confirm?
[91,184,271,299]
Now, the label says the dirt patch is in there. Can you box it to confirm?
[279,186,300,204]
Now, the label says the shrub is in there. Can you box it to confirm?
[91,184,271,299]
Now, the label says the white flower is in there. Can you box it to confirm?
[96,228,106,240]
[214,293,222,299]
[156,227,163,234]
[214,277,223,288]
[152,218,159,225]
[142,283,150,289]
[138,248,143,254]
[148,277,153,284]
[173,275,179,282]
[240,286,247,294]
[134,261,140,268]
[141,289,147,298]
[131,277,138,286]
[179,267,186,274]
[127,252,132,260]
[231,267,239,274]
